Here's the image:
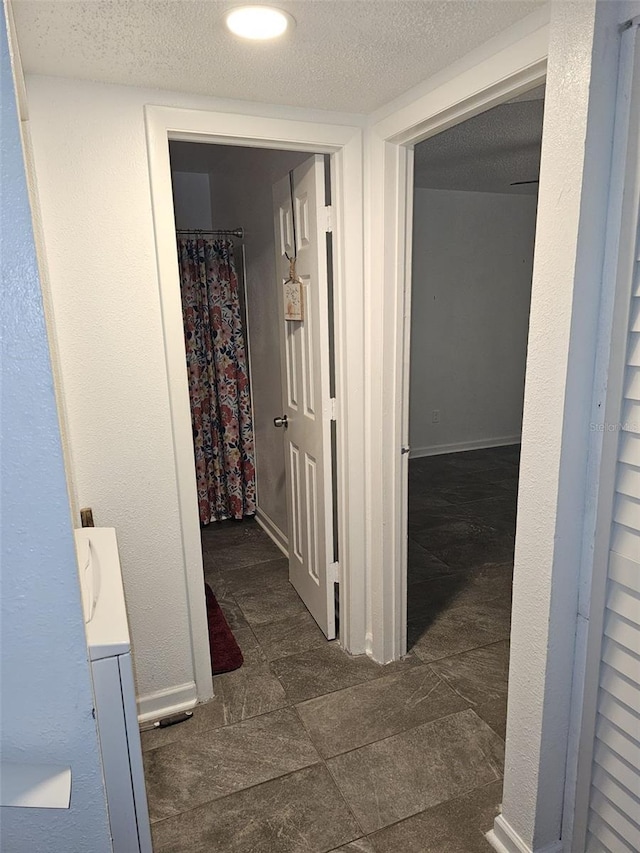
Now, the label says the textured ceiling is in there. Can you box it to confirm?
[414,94,544,194]
[13,0,543,113]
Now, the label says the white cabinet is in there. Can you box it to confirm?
[74,528,153,853]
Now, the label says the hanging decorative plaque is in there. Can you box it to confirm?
[284,255,303,321]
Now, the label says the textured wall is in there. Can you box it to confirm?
[24,76,204,707]
[409,188,537,455]
[0,16,110,852]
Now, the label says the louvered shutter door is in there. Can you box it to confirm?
[585,22,640,850]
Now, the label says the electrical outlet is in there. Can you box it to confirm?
[432,409,440,424]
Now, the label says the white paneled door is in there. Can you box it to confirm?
[272,156,336,639]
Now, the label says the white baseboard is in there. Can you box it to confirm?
[410,435,521,459]
[486,815,563,853]
[255,507,288,557]
[136,681,197,724]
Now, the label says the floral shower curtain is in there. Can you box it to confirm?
[177,237,256,524]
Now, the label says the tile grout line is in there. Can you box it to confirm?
[412,634,512,666]
[322,731,505,842]
[296,668,479,759]
[149,761,328,830]
[269,655,425,704]
[291,703,370,839]
[361,776,505,847]
[152,759,505,847]
[426,637,510,666]
[317,706,485,763]
[320,749,369,840]
[143,703,299,755]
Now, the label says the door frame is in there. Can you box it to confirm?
[364,13,549,666]
[366,6,558,850]
[144,106,365,702]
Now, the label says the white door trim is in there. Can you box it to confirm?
[144,106,365,703]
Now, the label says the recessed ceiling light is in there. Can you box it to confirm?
[225,6,294,41]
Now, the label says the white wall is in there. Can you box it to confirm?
[409,187,537,456]
[0,16,111,852]
[23,72,359,715]
[170,143,309,539]
[25,76,197,716]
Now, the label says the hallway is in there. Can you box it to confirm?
[142,446,517,852]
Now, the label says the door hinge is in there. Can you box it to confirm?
[401,445,411,455]
[328,561,340,584]
[330,397,337,421]
[325,205,333,233]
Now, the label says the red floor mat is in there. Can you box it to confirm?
[205,583,244,674]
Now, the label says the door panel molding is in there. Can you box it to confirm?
[273,157,335,638]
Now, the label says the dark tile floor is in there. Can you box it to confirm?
[143,445,519,852]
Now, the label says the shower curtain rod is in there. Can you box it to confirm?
[176,227,244,239]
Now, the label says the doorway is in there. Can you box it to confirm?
[167,141,338,669]
[144,105,366,707]
[406,90,544,684]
